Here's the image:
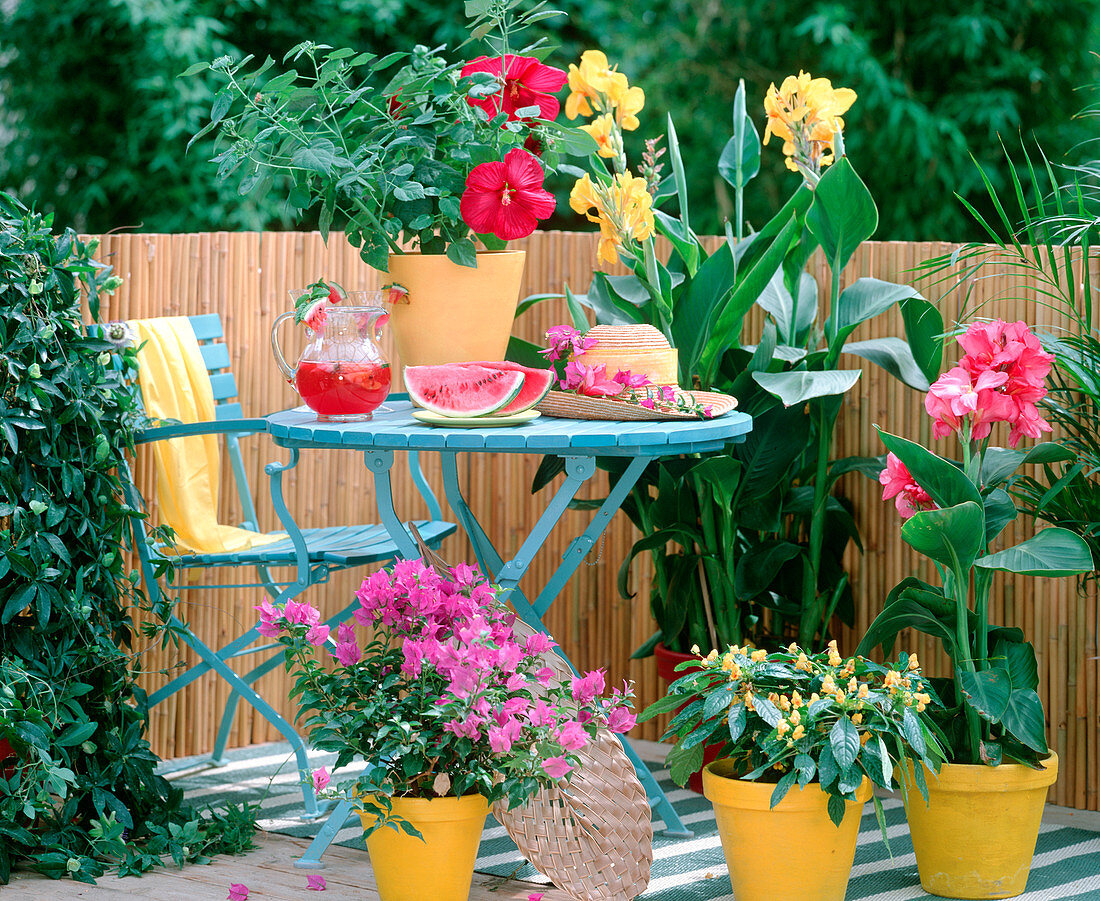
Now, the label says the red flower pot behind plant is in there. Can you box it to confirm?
[0,738,16,780]
[654,642,720,794]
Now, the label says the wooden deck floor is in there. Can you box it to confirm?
[5,831,569,900]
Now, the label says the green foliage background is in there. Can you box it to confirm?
[1,0,1097,240]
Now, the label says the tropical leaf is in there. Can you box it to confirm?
[878,429,982,508]
[974,527,1094,576]
[806,158,878,276]
[752,370,861,406]
[901,502,985,572]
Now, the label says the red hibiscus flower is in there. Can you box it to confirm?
[460,54,567,122]
[460,148,556,241]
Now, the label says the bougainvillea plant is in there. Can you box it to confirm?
[860,319,1094,766]
[189,2,597,270]
[261,559,635,835]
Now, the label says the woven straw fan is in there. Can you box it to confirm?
[407,526,654,901]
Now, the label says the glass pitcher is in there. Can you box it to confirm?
[271,291,391,422]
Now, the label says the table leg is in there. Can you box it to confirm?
[364,449,421,560]
[437,451,692,836]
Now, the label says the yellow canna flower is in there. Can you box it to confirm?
[820,676,837,696]
[795,652,812,672]
[570,172,655,267]
[851,712,863,725]
[566,49,644,130]
[787,642,799,654]
[605,73,645,131]
[884,669,902,690]
[789,709,801,726]
[777,720,791,736]
[791,724,806,741]
[834,690,846,704]
[581,113,618,158]
[908,654,921,672]
[791,690,803,708]
[763,70,856,180]
[778,694,791,712]
[857,683,870,700]
[847,677,858,693]
[826,639,842,667]
[751,649,768,663]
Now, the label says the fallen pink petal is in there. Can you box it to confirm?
[227,884,249,901]
[306,874,326,891]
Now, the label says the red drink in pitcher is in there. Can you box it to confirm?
[294,360,391,419]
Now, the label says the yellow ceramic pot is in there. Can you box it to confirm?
[384,251,526,368]
[359,793,489,901]
[904,753,1058,899]
[702,759,871,901]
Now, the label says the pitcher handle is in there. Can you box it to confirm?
[270,311,297,383]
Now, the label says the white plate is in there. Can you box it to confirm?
[411,409,541,428]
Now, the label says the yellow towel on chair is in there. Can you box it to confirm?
[130,317,281,555]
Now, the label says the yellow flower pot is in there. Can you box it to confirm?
[385,251,526,369]
[903,753,1058,899]
[358,793,489,901]
[702,760,871,901]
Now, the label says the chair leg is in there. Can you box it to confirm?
[210,597,366,776]
[293,798,357,869]
[164,622,323,819]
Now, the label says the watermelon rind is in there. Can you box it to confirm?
[458,361,555,414]
[404,364,524,417]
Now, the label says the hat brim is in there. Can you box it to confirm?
[537,389,737,422]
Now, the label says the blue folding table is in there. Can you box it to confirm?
[264,398,753,865]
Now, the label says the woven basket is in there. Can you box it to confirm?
[492,619,653,901]
[407,527,654,900]
[538,389,737,422]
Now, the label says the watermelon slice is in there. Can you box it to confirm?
[459,361,555,414]
[405,364,524,416]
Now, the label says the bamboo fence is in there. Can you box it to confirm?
[89,230,1099,811]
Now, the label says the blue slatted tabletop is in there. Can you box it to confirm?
[265,400,753,455]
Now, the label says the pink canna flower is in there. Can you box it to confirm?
[542,756,573,779]
[879,453,937,520]
[924,366,1010,440]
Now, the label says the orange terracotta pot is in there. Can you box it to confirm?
[384,251,525,369]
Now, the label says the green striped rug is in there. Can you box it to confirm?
[164,742,1100,900]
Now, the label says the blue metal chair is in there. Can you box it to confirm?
[120,313,456,817]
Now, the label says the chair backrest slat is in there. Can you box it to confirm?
[188,313,225,342]
[200,341,232,373]
[215,402,245,422]
[209,371,239,402]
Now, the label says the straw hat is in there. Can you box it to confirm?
[537,324,737,421]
